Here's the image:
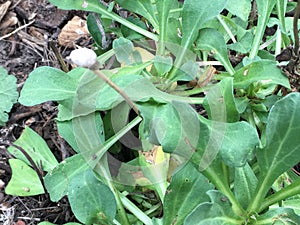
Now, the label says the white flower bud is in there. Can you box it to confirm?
[67,48,98,68]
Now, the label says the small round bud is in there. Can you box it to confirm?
[67,48,98,68]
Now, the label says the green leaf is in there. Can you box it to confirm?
[199,117,259,167]
[227,31,254,54]
[155,0,176,55]
[181,0,227,48]
[196,28,235,75]
[87,13,106,48]
[256,207,300,225]
[248,93,300,213]
[7,127,58,172]
[121,17,147,40]
[153,55,173,76]
[96,74,177,110]
[234,163,257,209]
[115,0,158,30]
[57,120,80,152]
[113,38,135,65]
[163,163,214,225]
[72,113,105,169]
[183,190,241,225]
[19,66,81,106]
[68,169,116,224]
[38,222,81,225]
[44,154,90,202]
[258,93,300,194]
[249,0,276,58]
[282,198,300,216]
[172,60,198,81]
[138,101,181,152]
[220,121,259,167]
[0,66,18,126]
[48,0,158,41]
[225,0,252,21]
[5,159,44,196]
[204,78,239,122]
[233,60,290,89]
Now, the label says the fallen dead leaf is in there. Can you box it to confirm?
[58,16,90,48]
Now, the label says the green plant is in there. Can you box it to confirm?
[4,0,300,224]
[0,66,18,126]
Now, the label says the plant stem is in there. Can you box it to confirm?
[246,173,272,214]
[259,178,300,212]
[91,69,140,115]
[293,0,300,55]
[3,142,46,192]
[95,6,158,41]
[202,166,245,216]
[249,0,276,59]
[217,15,236,43]
[120,192,154,225]
[96,156,131,225]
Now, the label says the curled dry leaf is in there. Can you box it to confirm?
[0,1,18,32]
[58,16,90,48]
[0,1,11,23]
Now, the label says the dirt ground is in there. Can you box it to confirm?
[0,0,91,224]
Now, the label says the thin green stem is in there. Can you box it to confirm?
[120,192,154,225]
[92,69,140,115]
[171,85,211,97]
[276,0,287,33]
[246,173,272,214]
[95,6,158,41]
[249,0,276,59]
[202,166,245,216]
[217,15,236,43]
[96,157,131,225]
[259,178,300,212]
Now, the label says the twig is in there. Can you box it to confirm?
[293,0,300,56]
[0,141,46,192]
[0,20,35,41]
[91,69,140,115]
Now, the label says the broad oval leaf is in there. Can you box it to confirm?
[5,159,44,196]
[19,66,80,106]
[44,154,89,202]
[68,169,116,224]
[184,190,241,225]
[233,60,290,89]
[163,163,214,225]
[257,93,300,191]
[220,121,259,167]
